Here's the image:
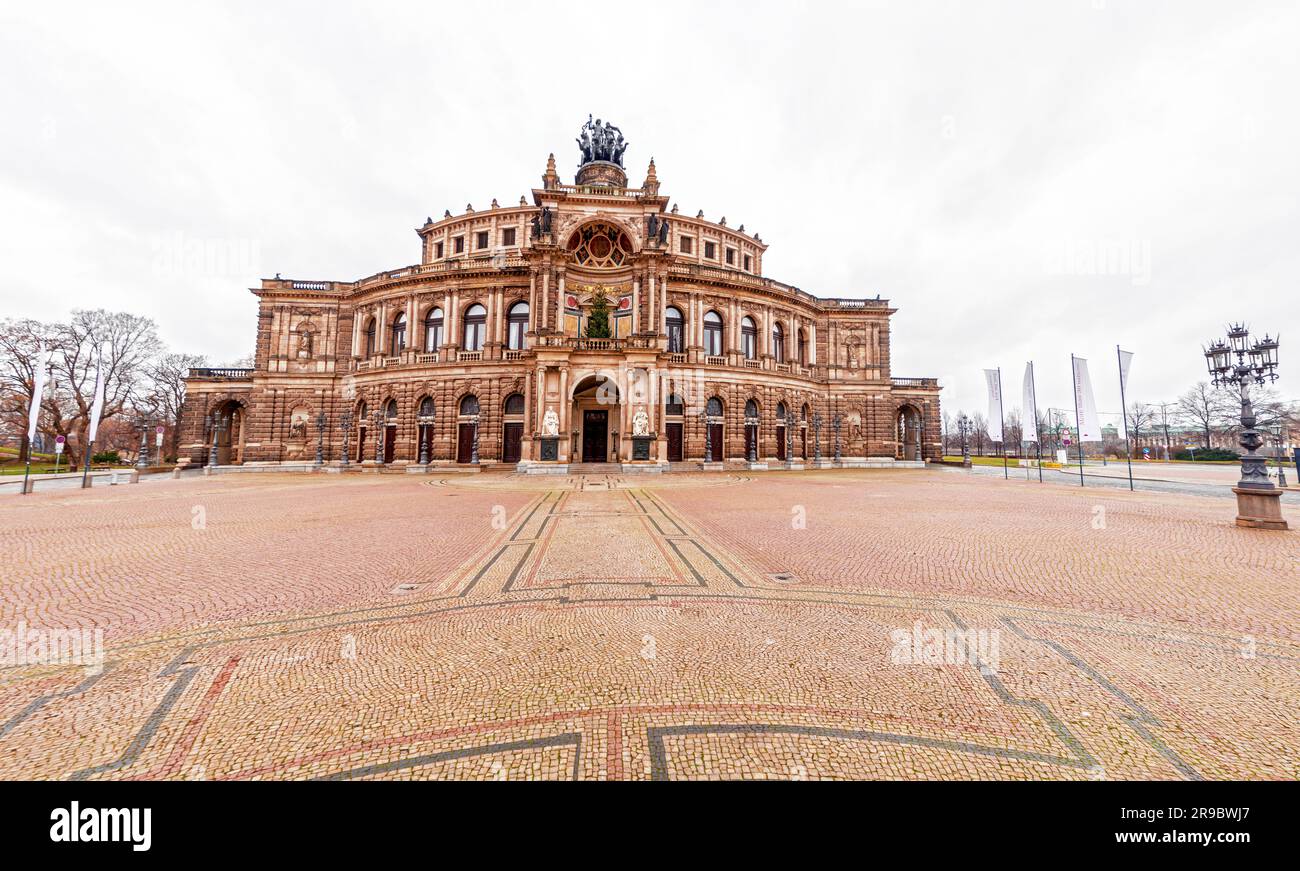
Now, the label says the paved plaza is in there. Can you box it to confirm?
[0,468,1296,780]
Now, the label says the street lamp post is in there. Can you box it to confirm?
[957,413,972,468]
[812,413,822,463]
[470,415,480,465]
[700,409,712,463]
[315,411,326,466]
[339,411,352,468]
[136,417,150,470]
[1204,325,1287,529]
[833,414,842,464]
[207,412,223,468]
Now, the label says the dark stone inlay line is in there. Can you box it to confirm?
[647,723,1081,781]
[0,667,111,738]
[312,732,583,781]
[1000,617,1203,781]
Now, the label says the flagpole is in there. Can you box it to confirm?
[1071,355,1085,487]
[998,366,1008,479]
[1029,361,1043,483]
[1117,345,1134,491]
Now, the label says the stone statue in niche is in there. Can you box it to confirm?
[632,409,650,436]
[543,408,559,436]
[297,330,314,359]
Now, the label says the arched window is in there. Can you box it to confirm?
[798,329,807,366]
[507,302,529,350]
[357,401,368,420]
[418,397,435,419]
[424,308,443,352]
[385,399,398,420]
[391,312,407,352]
[704,311,723,357]
[745,399,759,419]
[665,306,685,353]
[776,402,787,420]
[459,394,480,416]
[665,393,684,415]
[706,397,723,417]
[504,393,525,415]
[741,316,756,360]
[364,318,377,357]
[801,403,810,422]
[772,322,785,363]
[463,303,486,351]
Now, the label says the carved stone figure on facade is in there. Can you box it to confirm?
[632,409,650,436]
[297,330,314,359]
[577,116,629,167]
[543,408,559,436]
[657,218,669,245]
[647,213,660,241]
[540,207,553,233]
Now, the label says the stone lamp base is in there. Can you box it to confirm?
[1232,487,1289,530]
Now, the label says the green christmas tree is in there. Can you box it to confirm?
[585,291,612,338]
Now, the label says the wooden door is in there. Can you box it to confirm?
[383,426,396,464]
[708,423,724,461]
[776,425,787,461]
[502,422,523,463]
[456,423,475,463]
[582,410,608,462]
[666,422,683,462]
[357,427,367,462]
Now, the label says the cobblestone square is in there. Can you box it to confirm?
[0,468,1295,780]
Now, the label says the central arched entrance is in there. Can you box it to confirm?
[897,404,923,460]
[571,373,621,463]
[211,399,246,465]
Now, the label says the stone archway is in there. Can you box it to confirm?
[897,404,923,461]
[571,372,621,463]
[209,399,247,465]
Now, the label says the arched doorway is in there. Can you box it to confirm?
[383,399,399,463]
[355,401,368,463]
[705,396,724,461]
[897,404,923,461]
[775,402,788,461]
[665,390,685,462]
[210,400,245,465]
[571,373,620,463]
[457,394,480,464]
[502,393,525,463]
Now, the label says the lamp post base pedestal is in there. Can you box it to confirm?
[1232,487,1289,530]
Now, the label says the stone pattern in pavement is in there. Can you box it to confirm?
[0,469,1294,780]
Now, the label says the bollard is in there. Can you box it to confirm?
[22,478,35,495]
[128,470,140,484]
[172,468,181,479]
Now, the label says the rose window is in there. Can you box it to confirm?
[568,223,632,268]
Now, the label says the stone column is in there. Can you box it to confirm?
[631,277,640,334]
[555,271,565,334]
[558,367,570,461]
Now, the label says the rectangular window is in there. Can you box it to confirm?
[502,227,516,246]
[704,241,716,260]
[679,236,693,254]
[725,247,735,265]
[434,241,444,259]
[453,236,465,254]
[476,231,489,250]
[743,254,751,271]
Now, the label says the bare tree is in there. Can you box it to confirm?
[1176,382,1232,449]
[1126,402,1156,452]
[146,352,207,461]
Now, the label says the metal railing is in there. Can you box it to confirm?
[188,367,254,379]
[891,377,939,389]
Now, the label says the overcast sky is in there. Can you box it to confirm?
[3,1,1296,421]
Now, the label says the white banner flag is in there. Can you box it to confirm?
[26,343,50,443]
[1117,349,1134,440]
[1072,356,1103,442]
[87,354,106,443]
[1021,362,1038,442]
[983,368,1004,442]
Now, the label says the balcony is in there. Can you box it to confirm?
[187,367,254,380]
[891,377,940,389]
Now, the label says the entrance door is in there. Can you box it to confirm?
[744,425,757,460]
[582,410,608,462]
[357,427,367,462]
[666,422,683,462]
[502,422,523,463]
[801,429,807,459]
[708,423,724,461]
[383,426,397,464]
[457,423,476,463]
[776,425,787,461]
